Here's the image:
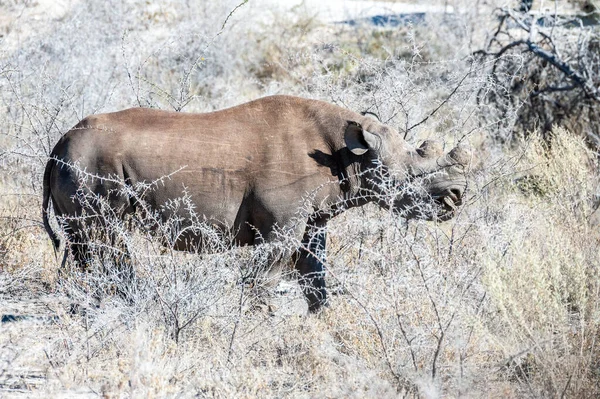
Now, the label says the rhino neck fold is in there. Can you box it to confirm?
[306,145,370,221]
[331,151,373,215]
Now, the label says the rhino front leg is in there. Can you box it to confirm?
[296,223,328,313]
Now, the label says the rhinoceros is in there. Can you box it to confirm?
[42,95,469,311]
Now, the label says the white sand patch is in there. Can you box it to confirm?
[253,0,454,23]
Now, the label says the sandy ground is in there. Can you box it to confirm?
[0,0,584,51]
[256,0,454,22]
[0,0,454,48]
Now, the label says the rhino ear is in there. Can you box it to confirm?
[345,121,380,156]
[361,111,380,122]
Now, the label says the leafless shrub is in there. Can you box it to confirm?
[475,5,600,146]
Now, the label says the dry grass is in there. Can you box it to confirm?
[1,0,599,397]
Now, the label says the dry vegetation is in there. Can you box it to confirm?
[1,0,600,397]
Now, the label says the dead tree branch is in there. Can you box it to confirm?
[475,6,600,146]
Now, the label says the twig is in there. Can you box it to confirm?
[404,66,473,138]
[219,0,249,34]
[227,281,245,364]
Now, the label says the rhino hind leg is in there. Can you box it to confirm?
[56,221,94,273]
[295,223,328,313]
[59,215,135,302]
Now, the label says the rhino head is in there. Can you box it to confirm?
[344,121,470,221]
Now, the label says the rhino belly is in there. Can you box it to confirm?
[124,161,249,250]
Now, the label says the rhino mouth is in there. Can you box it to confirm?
[392,185,464,221]
[432,188,463,220]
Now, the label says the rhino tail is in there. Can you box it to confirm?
[42,157,60,254]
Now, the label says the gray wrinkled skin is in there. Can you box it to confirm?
[42,95,469,312]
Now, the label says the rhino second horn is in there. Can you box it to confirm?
[448,145,472,167]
